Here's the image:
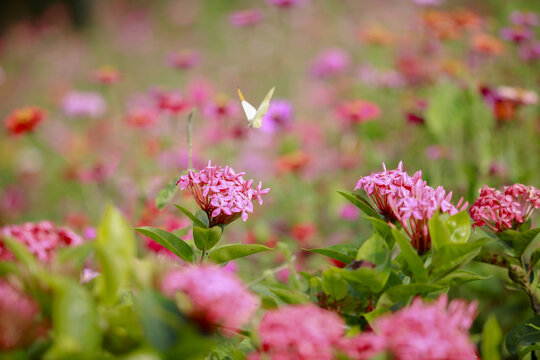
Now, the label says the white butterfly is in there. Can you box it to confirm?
[237,87,275,128]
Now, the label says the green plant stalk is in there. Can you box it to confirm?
[187,109,195,170]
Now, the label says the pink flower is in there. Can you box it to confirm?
[229,10,264,27]
[469,184,539,232]
[338,333,386,360]
[157,90,191,115]
[373,295,478,360]
[500,26,533,43]
[161,265,259,332]
[91,65,120,85]
[250,304,345,360]
[309,48,351,79]
[266,0,306,8]
[336,99,381,125]
[177,162,269,227]
[0,221,83,262]
[166,49,202,70]
[61,91,107,119]
[203,95,239,121]
[0,279,46,350]
[390,182,468,254]
[125,107,160,129]
[340,203,360,220]
[355,162,422,222]
[260,100,293,133]
[510,11,539,27]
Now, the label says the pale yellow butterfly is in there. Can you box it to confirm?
[237,87,275,128]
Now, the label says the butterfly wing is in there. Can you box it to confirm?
[238,89,258,125]
[250,87,275,128]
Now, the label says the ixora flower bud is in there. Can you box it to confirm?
[176,161,270,227]
[161,265,259,333]
[469,184,540,232]
[0,221,83,262]
[4,107,46,136]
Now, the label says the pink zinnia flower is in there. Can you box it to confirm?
[373,295,478,360]
[0,221,83,262]
[249,304,345,360]
[161,265,259,332]
[469,184,539,232]
[125,107,160,129]
[203,94,239,121]
[260,99,293,133]
[166,49,202,70]
[0,279,46,350]
[336,99,381,125]
[309,48,351,79]
[61,91,107,119]
[510,11,539,27]
[500,26,533,43]
[229,10,264,27]
[176,162,269,227]
[266,0,306,8]
[157,90,191,115]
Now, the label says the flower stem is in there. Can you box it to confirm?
[187,108,195,170]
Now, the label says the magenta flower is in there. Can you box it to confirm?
[125,107,160,129]
[229,10,264,27]
[355,162,422,221]
[500,26,533,43]
[249,304,346,360]
[177,162,269,227]
[266,0,306,8]
[61,91,107,119]
[161,265,259,332]
[469,184,539,232]
[260,99,293,133]
[336,99,381,125]
[518,41,540,61]
[0,279,46,350]
[166,49,202,70]
[390,182,468,254]
[372,295,478,360]
[510,11,539,27]
[0,221,83,262]
[309,48,351,79]
[202,95,239,122]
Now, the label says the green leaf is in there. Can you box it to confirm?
[95,205,136,304]
[192,226,222,252]
[506,315,540,355]
[1,237,37,272]
[337,191,380,218]
[446,211,471,244]
[208,244,270,264]
[356,234,389,266]
[520,344,540,359]
[0,261,19,276]
[46,278,101,358]
[482,314,502,360]
[364,216,395,248]
[322,268,348,300]
[56,242,95,269]
[391,228,428,283]
[430,241,485,280]
[377,283,444,310]
[135,227,194,263]
[172,204,208,228]
[269,288,309,304]
[425,82,463,141]
[497,229,540,257]
[428,213,451,251]
[435,270,491,287]
[429,211,471,252]
[155,181,179,210]
[306,244,358,264]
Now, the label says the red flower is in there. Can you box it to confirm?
[92,65,120,85]
[4,107,45,136]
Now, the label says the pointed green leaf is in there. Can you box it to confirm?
[192,226,222,252]
[322,268,348,301]
[430,241,485,280]
[208,244,271,264]
[269,288,309,304]
[435,270,491,287]
[391,228,428,283]
[172,204,208,228]
[337,191,380,218]
[482,314,502,360]
[506,315,540,355]
[1,236,37,272]
[497,228,540,257]
[135,227,194,263]
[306,244,357,264]
[155,181,179,210]
[377,283,444,310]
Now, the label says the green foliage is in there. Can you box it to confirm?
[391,228,428,283]
[135,226,194,263]
[482,314,502,360]
[155,181,179,211]
[173,204,209,229]
[337,191,381,219]
[193,226,223,252]
[322,268,348,301]
[506,315,540,355]
[306,244,358,264]
[208,244,271,264]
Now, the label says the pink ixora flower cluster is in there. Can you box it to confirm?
[355,162,467,253]
[161,265,259,332]
[177,162,270,227]
[248,304,347,360]
[469,184,540,232]
[0,279,46,350]
[0,221,83,262]
[341,295,478,360]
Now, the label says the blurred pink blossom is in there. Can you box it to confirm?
[310,48,351,79]
[166,49,202,70]
[162,265,259,332]
[62,91,107,119]
[229,10,264,27]
[510,11,539,27]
